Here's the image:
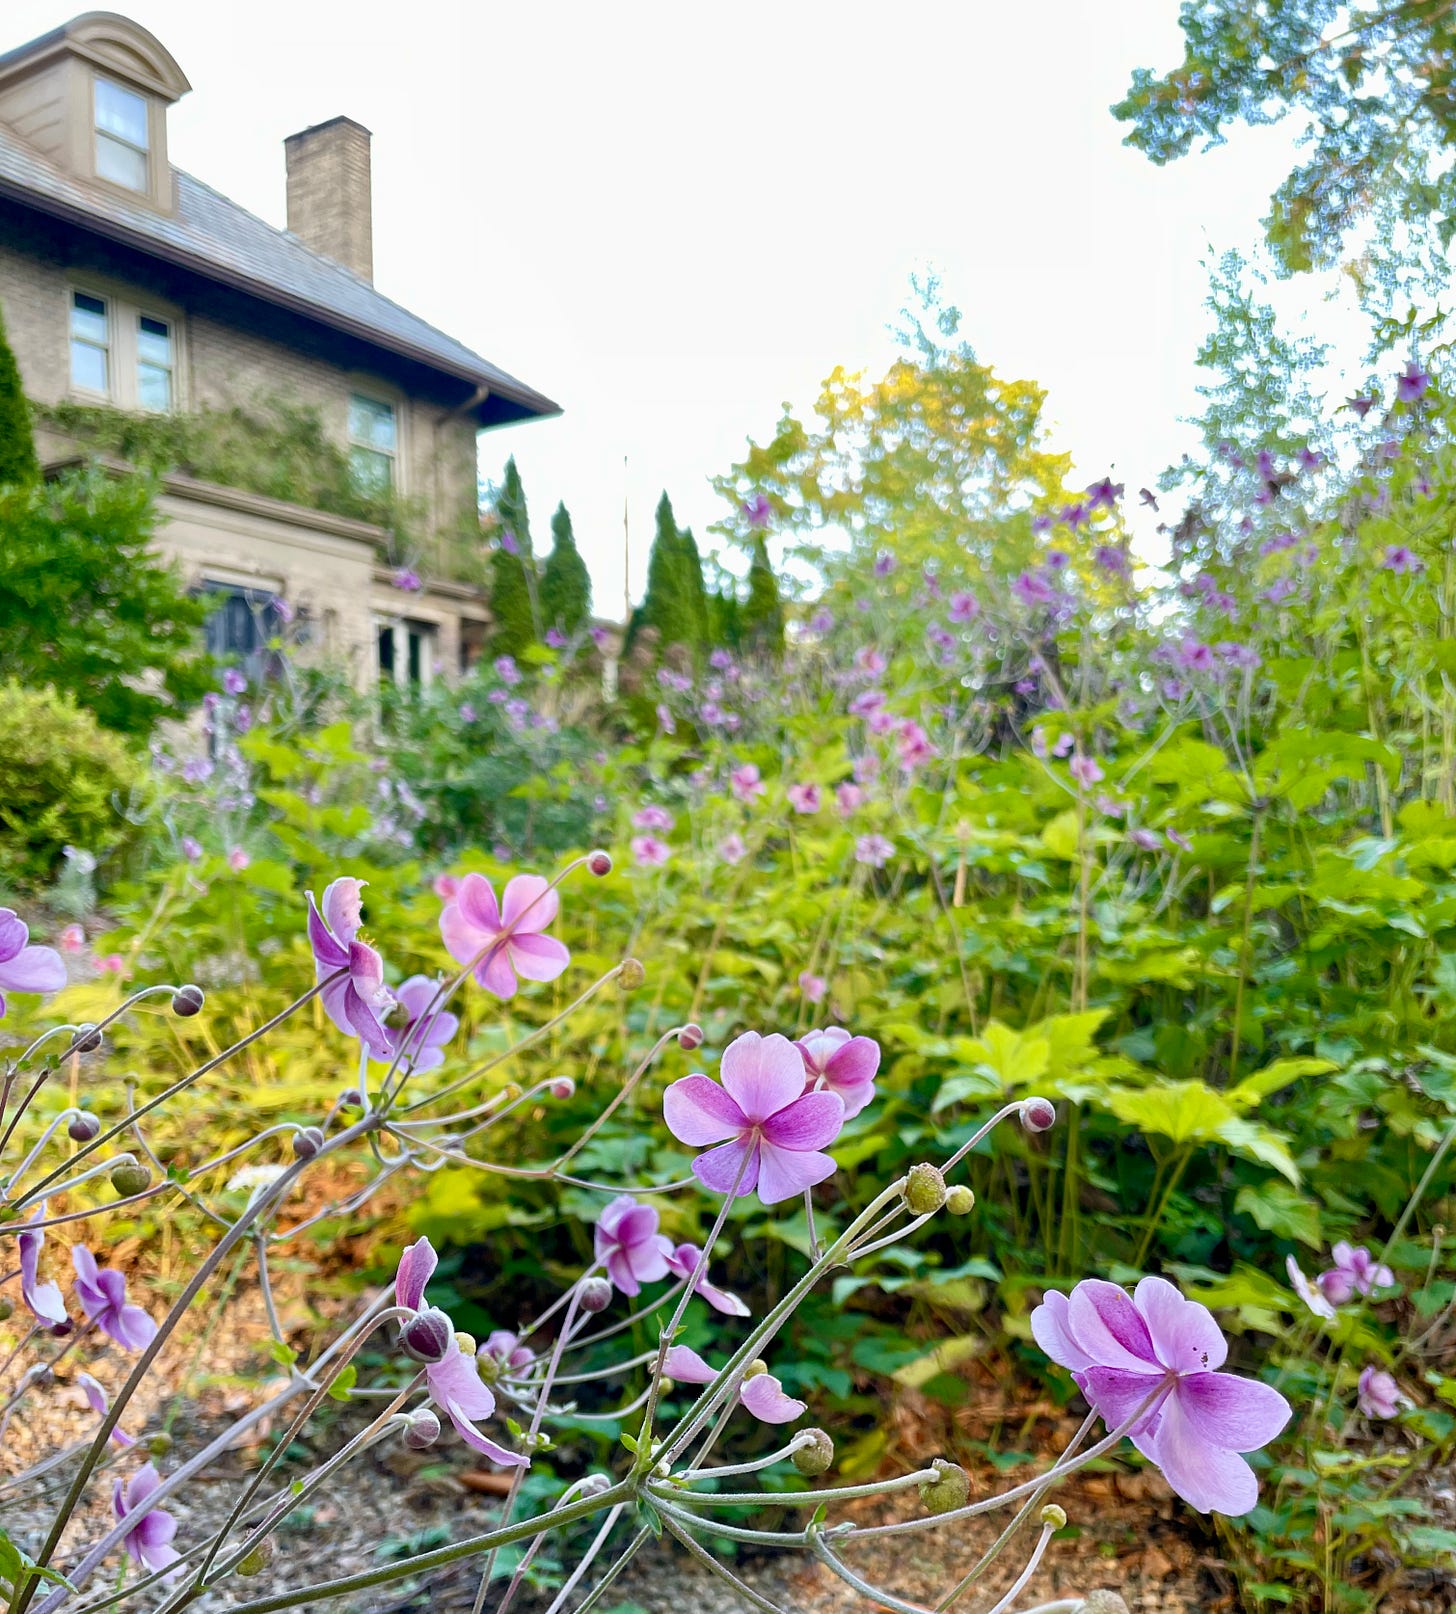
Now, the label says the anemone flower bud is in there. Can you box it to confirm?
[550,1078,575,1100]
[678,1022,704,1051]
[1021,1096,1057,1133]
[68,1112,100,1143]
[401,1306,454,1364]
[588,850,613,877]
[919,1458,970,1515]
[1080,1594,1131,1614]
[0,1297,12,1322]
[744,1359,768,1379]
[619,958,646,990]
[403,1408,441,1449]
[172,984,205,1017]
[578,1472,612,1497]
[577,1276,612,1313]
[75,1024,103,1055]
[903,1163,947,1216]
[148,1432,173,1457]
[236,1537,275,1576]
[945,1185,976,1216]
[1040,1503,1067,1529]
[292,1127,325,1160]
[337,1088,363,1109]
[792,1428,835,1476]
[110,1161,151,1198]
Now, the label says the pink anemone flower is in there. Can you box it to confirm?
[439,872,570,1000]
[662,1345,806,1423]
[0,909,66,1020]
[664,1031,845,1205]
[664,1242,750,1317]
[594,1196,673,1296]
[796,1028,881,1119]
[113,1463,181,1577]
[72,1247,156,1351]
[306,878,395,1057]
[18,1207,67,1328]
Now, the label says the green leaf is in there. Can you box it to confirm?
[1234,1180,1322,1247]
[326,1363,357,1401]
[1103,1080,1236,1143]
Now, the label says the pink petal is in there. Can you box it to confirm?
[0,944,66,995]
[318,976,353,1037]
[125,1463,163,1510]
[1067,1280,1159,1373]
[1081,1365,1169,1437]
[663,1076,746,1146]
[440,902,489,967]
[663,1344,716,1383]
[755,1141,837,1205]
[823,1035,880,1089]
[393,975,438,1022]
[72,1245,100,1288]
[444,1400,530,1466]
[1148,1390,1260,1515]
[1031,1291,1094,1372]
[740,1372,806,1424]
[833,1078,878,1121]
[797,1027,851,1075]
[0,908,27,962]
[1173,1372,1291,1452]
[699,1278,750,1317]
[501,874,559,933]
[306,894,349,969]
[320,878,364,945]
[428,1343,495,1421]
[720,1032,808,1122]
[606,1249,640,1295]
[457,873,502,933]
[1135,1276,1228,1374]
[760,1090,845,1151]
[342,982,393,1057]
[507,932,570,982]
[693,1137,759,1197]
[396,1237,438,1310]
[474,945,518,999]
[628,1235,672,1287]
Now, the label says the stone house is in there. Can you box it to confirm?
[0,10,558,686]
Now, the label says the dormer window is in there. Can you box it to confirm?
[94,75,150,192]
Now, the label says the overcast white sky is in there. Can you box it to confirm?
[10,0,1351,610]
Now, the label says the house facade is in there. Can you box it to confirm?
[0,11,558,686]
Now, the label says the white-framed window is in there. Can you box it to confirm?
[69,290,110,395]
[66,285,183,411]
[94,75,150,193]
[349,394,397,496]
[376,617,436,689]
[136,314,174,410]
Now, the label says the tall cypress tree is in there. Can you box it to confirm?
[628,492,699,656]
[538,501,592,636]
[487,456,538,658]
[742,534,784,656]
[0,301,38,488]
[676,523,709,653]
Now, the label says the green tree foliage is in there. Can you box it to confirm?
[714,275,1079,585]
[741,534,784,656]
[1115,1,1456,328]
[627,492,708,657]
[0,470,211,735]
[0,301,38,488]
[487,456,539,658]
[538,501,592,636]
[0,681,143,885]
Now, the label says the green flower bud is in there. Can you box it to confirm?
[945,1185,976,1215]
[791,1428,834,1476]
[903,1163,947,1216]
[1040,1503,1067,1529]
[236,1537,275,1576]
[0,1297,13,1322]
[148,1432,173,1458]
[1080,1594,1131,1614]
[744,1358,768,1379]
[919,1458,970,1515]
[110,1161,152,1198]
[618,958,646,990]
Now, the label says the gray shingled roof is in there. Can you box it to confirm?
[0,122,559,423]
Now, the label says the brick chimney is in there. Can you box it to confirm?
[283,116,373,282]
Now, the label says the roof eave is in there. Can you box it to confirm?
[0,179,562,427]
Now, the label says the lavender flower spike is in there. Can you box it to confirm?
[306,878,396,1058]
[664,1031,846,1205]
[1032,1276,1291,1516]
[0,908,66,1020]
[72,1246,157,1351]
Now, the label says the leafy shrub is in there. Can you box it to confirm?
[0,682,143,886]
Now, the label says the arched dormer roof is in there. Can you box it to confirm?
[0,12,190,102]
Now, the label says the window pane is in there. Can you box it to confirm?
[137,316,171,365]
[70,292,107,344]
[350,444,393,496]
[138,363,172,411]
[96,132,147,190]
[349,394,396,452]
[70,340,108,394]
[95,78,149,148]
